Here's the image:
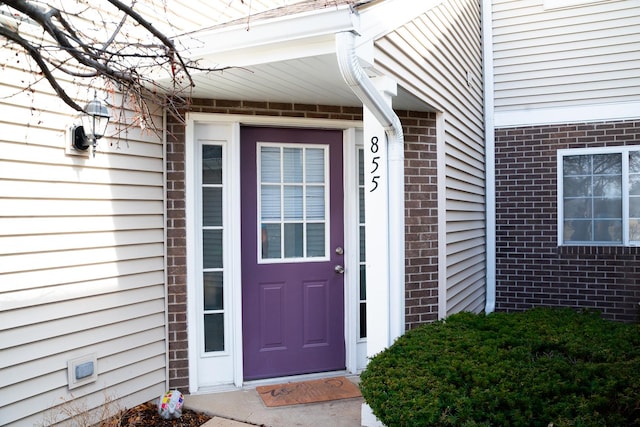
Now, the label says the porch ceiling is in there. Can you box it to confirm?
[175,0,441,112]
[187,53,432,112]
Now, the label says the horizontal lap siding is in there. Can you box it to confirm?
[375,0,485,320]
[493,0,640,111]
[0,47,166,425]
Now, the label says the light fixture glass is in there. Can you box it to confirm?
[72,93,111,156]
[81,95,110,140]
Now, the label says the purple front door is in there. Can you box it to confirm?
[241,126,345,380]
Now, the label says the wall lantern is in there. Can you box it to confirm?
[72,93,111,156]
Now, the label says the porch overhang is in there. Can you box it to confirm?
[178,0,440,408]
[173,0,438,111]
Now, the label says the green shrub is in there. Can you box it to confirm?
[360,308,640,426]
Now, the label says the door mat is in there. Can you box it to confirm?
[256,376,362,407]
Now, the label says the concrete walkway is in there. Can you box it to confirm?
[185,376,363,427]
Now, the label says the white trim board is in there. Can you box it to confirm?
[495,101,640,128]
[185,113,364,393]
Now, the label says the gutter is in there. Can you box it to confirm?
[482,0,496,314]
[335,30,405,343]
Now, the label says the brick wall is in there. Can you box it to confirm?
[165,99,438,389]
[495,119,640,323]
[401,110,439,329]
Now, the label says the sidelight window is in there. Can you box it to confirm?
[201,144,225,352]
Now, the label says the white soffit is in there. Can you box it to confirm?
[176,0,441,111]
[188,54,361,106]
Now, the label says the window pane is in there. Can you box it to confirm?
[630,197,640,217]
[261,185,281,221]
[630,176,640,196]
[204,313,224,352]
[565,220,591,242]
[306,148,325,183]
[359,187,365,223]
[284,223,303,258]
[261,147,281,182]
[202,187,222,227]
[203,230,223,268]
[306,223,325,257]
[359,303,367,339]
[359,225,366,262]
[593,153,621,175]
[262,224,281,259]
[564,198,591,219]
[630,151,640,173]
[358,149,364,186]
[563,176,590,197]
[283,148,303,183]
[203,272,223,310]
[594,220,621,242]
[630,219,640,241]
[202,145,222,184]
[306,186,325,220]
[284,185,303,220]
[593,176,621,197]
[563,155,590,176]
[594,197,622,219]
[359,264,366,300]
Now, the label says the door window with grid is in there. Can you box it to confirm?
[258,144,329,262]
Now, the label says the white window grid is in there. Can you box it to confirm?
[256,142,331,264]
[557,145,640,247]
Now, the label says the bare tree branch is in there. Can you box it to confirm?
[0,0,227,129]
[0,22,85,111]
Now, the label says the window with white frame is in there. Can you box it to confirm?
[558,146,640,245]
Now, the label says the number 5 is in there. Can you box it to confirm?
[371,156,380,173]
[370,176,379,192]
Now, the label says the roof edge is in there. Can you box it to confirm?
[177,4,360,60]
[358,0,444,40]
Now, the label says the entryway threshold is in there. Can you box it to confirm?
[185,374,363,427]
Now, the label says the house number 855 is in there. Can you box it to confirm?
[370,136,381,192]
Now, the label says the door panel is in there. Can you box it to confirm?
[241,126,345,380]
[303,280,329,346]
[259,283,286,349]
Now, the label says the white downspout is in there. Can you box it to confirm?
[482,0,496,314]
[336,31,405,343]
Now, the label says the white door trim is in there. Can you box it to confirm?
[185,113,363,393]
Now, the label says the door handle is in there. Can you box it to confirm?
[334,265,345,274]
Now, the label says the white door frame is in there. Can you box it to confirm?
[185,113,365,393]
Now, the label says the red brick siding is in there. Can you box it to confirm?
[166,100,438,389]
[400,110,439,329]
[495,119,640,323]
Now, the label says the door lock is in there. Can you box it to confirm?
[335,246,344,255]
[334,265,345,274]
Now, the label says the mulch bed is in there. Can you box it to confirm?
[106,401,212,426]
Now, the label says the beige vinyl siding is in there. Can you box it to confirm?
[375,0,486,316]
[493,0,640,111]
[0,43,166,425]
